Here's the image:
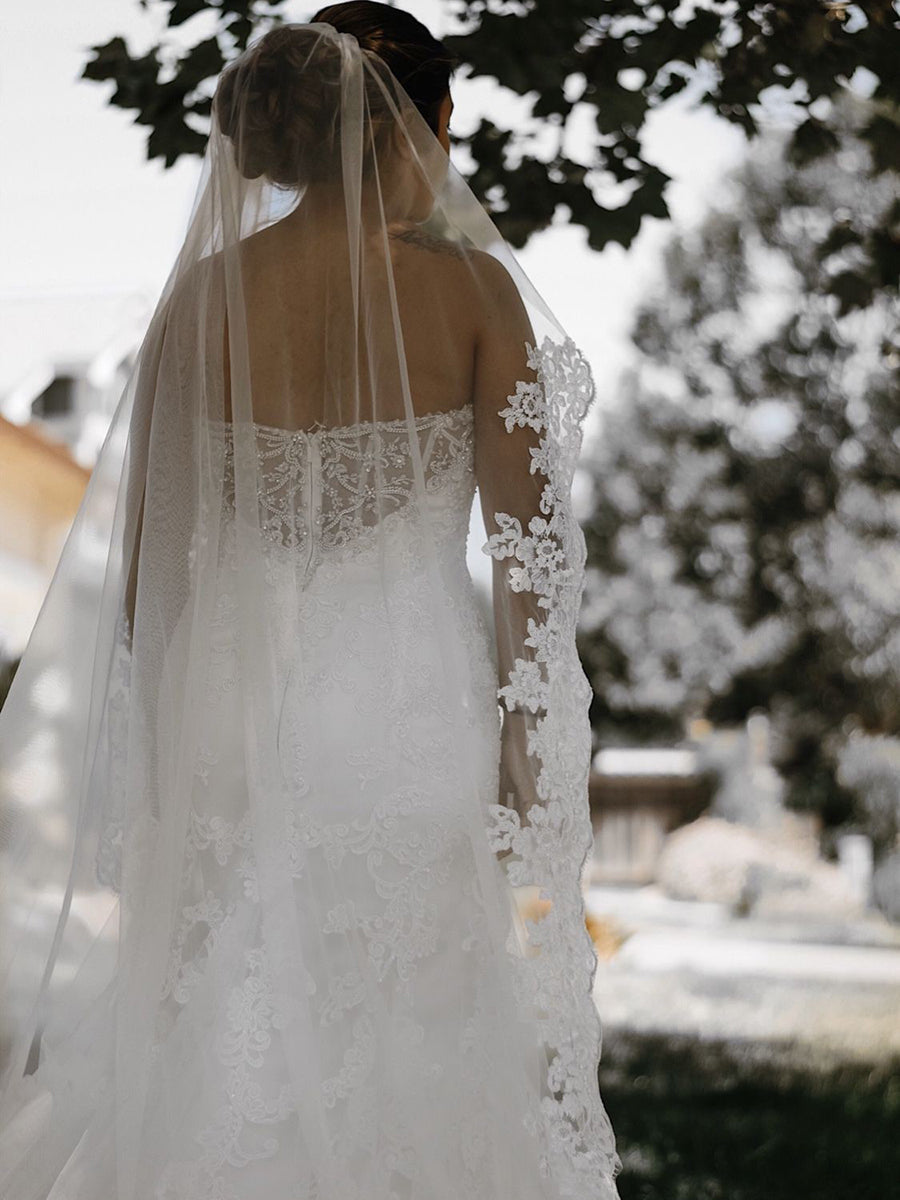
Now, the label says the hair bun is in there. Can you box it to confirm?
[214,26,347,189]
[213,11,457,191]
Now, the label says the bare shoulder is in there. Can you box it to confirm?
[466,246,515,286]
[395,235,518,293]
[466,248,529,319]
[386,226,515,296]
[387,226,503,314]
[464,248,533,349]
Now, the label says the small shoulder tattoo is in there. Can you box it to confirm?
[388,227,466,260]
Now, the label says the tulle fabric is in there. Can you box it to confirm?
[0,21,621,1200]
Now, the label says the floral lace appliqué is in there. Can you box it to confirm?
[482,334,623,1195]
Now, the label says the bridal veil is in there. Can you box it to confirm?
[0,19,621,1199]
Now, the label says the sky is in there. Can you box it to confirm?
[0,0,748,413]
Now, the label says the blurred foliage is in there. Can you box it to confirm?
[872,846,900,921]
[580,93,900,828]
[836,733,900,920]
[83,2,899,294]
[602,1030,899,1200]
[837,732,900,853]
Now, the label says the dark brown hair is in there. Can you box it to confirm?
[213,4,457,189]
[311,2,458,135]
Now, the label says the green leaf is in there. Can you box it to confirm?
[180,36,225,89]
[167,0,212,27]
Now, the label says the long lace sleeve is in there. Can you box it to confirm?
[472,257,561,828]
[472,259,621,1194]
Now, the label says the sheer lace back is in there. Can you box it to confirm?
[211,405,474,574]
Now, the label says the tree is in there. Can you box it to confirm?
[579,93,900,832]
[83,1,899,305]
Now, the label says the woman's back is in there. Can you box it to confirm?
[229,216,483,430]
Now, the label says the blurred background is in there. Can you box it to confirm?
[1,2,898,1197]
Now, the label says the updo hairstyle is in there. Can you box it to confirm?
[213,2,458,190]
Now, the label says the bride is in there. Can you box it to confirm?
[0,5,622,1198]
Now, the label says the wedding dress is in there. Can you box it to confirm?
[0,22,622,1200]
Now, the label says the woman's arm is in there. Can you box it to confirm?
[471,255,547,824]
[122,304,170,642]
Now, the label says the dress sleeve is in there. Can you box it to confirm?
[471,265,621,1194]
[471,258,548,831]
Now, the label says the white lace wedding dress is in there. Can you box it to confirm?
[84,403,556,1199]
[1,25,624,1199]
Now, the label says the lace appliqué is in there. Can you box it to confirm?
[95,611,135,891]
[215,406,474,570]
[482,335,623,1194]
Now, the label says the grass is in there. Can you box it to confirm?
[599,1030,899,1200]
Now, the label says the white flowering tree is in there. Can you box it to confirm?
[580,96,900,843]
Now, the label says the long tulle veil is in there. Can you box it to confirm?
[0,19,621,1199]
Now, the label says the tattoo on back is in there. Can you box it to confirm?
[388,227,466,260]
